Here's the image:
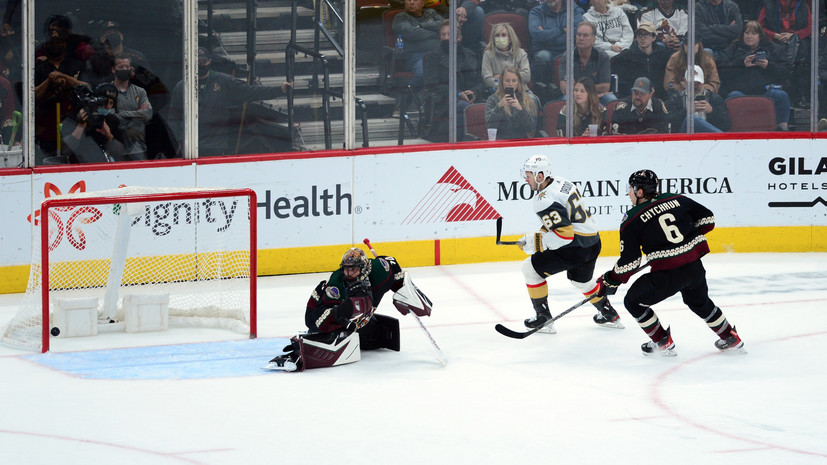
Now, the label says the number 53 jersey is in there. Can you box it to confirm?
[533,176,601,251]
[613,192,716,282]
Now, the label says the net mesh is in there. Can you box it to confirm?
[1,186,254,351]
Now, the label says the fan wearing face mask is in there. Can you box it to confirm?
[111,53,152,160]
[481,22,531,96]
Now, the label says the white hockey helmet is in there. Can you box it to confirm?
[521,154,553,182]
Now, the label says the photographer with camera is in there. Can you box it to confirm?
[60,84,125,163]
[485,67,537,140]
[666,65,730,133]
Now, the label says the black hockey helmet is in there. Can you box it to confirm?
[340,247,371,281]
[628,169,659,195]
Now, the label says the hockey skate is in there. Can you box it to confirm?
[592,297,624,329]
[714,327,746,353]
[262,354,298,372]
[641,327,676,357]
[524,310,556,334]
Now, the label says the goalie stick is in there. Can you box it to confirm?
[495,298,591,339]
[363,238,447,367]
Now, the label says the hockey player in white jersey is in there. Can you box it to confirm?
[517,154,623,333]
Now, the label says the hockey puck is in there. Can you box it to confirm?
[50,327,60,336]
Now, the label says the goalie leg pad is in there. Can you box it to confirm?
[359,314,400,351]
[296,330,361,370]
[392,272,433,317]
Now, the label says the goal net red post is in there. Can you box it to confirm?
[1,186,258,352]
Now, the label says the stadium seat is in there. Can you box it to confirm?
[725,96,776,132]
[542,100,565,137]
[483,12,529,50]
[463,103,488,141]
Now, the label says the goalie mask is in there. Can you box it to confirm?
[340,247,371,282]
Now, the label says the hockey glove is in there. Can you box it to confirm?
[518,232,545,255]
[345,278,372,298]
[596,272,621,297]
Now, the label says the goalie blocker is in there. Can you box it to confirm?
[264,250,433,372]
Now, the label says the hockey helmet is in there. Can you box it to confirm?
[628,169,659,195]
[521,154,553,181]
[340,247,371,281]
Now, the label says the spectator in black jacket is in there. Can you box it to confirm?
[666,65,730,132]
[695,0,743,55]
[611,22,672,99]
[716,21,790,130]
[612,77,670,134]
[423,19,484,141]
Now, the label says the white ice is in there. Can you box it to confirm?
[1,252,826,465]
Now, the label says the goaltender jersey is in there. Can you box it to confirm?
[608,192,715,283]
[532,176,600,251]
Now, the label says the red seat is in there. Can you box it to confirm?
[605,100,621,132]
[463,103,488,141]
[725,96,776,132]
[543,100,565,137]
[483,12,529,50]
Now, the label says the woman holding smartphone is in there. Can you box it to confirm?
[716,20,791,130]
[485,66,537,140]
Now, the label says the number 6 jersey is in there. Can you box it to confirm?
[533,176,600,251]
[610,192,715,283]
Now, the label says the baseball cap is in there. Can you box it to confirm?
[686,65,704,84]
[632,77,652,93]
[636,22,656,35]
[101,20,120,33]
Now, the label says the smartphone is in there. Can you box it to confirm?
[755,51,767,61]
[505,87,515,98]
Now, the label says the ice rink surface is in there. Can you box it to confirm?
[1,252,826,464]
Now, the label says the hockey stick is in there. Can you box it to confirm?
[495,297,591,339]
[495,217,522,245]
[363,238,447,367]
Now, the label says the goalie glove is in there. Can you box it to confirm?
[596,272,621,297]
[518,232,545,255]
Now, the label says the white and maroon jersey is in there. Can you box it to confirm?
[533,176,600,251]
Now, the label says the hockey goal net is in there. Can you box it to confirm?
[1,186,257,352]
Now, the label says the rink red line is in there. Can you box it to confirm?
[436,267,510,320]
[650,331,827,459]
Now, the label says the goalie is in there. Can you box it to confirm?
[264,247,433,372]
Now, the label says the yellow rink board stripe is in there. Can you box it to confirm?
[1,226,825,294]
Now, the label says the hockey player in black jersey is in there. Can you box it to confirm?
[264,247,433,371]
[517,154,623,334]
[595,169,744,356]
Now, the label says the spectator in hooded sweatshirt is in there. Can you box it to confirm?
[583,0,634,58]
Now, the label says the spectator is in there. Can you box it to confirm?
[112,54,153,159]
[757,0,812,108]
[528,0,585,86]
[423,19,484,141]
[456,0,484,57]
[695,0,743,55]
[716,21,790,130]
[611,76,670,134]
[85,20,151,88]
[60,84,125,163]
[639,0,688,51]
[583,0,634,58]
[557,77,607,136]
[392,0,443,89]
[34,15,89,159]
[560,21,617,105]
[0,73,14,145]
[485,66,537,140]
[611,22,671,99]
[666,65,730,132]
[168,47,292,157]
[664,38,720,93]
[481,22,530,93]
